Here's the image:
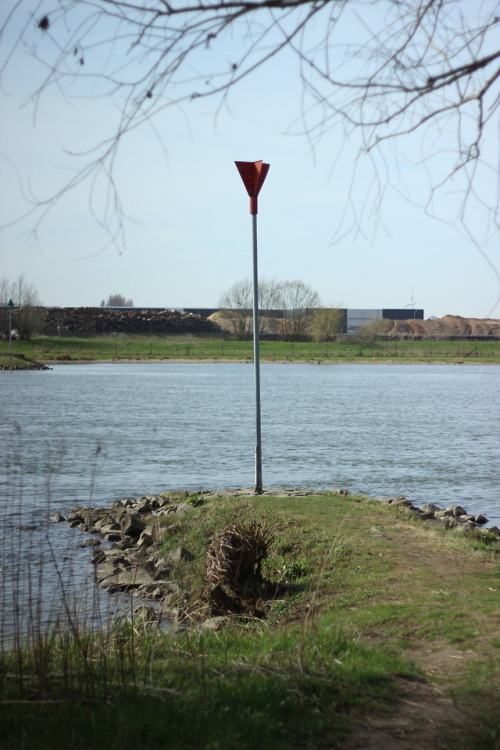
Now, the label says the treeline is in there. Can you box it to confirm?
[217,278,342,341]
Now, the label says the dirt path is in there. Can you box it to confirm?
[342,519,500,749]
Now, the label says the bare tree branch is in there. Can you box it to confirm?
[0,0,498,244]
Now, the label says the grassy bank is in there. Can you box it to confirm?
[2,335,500,364]
[1,492,500,749]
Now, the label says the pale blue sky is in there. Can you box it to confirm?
[1,0,498,318]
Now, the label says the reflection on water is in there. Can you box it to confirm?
[1,362,499,642]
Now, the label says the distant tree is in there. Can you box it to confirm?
[219,278,282,339]
[0,275,45,340]
[357,318,392,342]
[101,294,134,307]
[219,280,253,340]
[277,281,321,341]
[308,307,343,343]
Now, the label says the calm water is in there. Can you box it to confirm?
[1,362,499,641]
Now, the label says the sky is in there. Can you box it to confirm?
[1,1,499,319]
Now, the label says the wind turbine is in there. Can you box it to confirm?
[404,288,417,319]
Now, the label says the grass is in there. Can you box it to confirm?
[2,491,500,748]
[1,334,500,364]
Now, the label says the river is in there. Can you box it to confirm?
[1,362,498,642]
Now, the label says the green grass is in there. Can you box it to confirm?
[1,335,500,364]
[2,492,500,748]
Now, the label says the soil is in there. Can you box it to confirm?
[383,315,500,338]
[339,519,499,750]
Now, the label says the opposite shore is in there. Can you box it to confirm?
[2,334,500,369]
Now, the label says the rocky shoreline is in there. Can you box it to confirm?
[51,489,499,630]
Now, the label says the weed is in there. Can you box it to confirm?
[186,492,205,508]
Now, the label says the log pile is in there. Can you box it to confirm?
[42,307,221,335]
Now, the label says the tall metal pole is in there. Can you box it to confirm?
[8,299,13,360]
[234,160,270,495]
[251,212,263,493]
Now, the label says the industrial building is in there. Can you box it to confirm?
[344,309,424,335]
[184,308,424,335]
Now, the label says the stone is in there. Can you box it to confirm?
[99,568,155,591]
[446,505,467,516]
[435,509,454,518]
[120,513,146,537]
[439,517,460,529]
[91,549,107,565]
[421,503,442,514]
[154,560,173,579]
[134,497,153,512]
[96,562,123,582]
[200,616,230,631]
[476,514,488,525]
[137,530,155,548]
[167,546,195,563]
[99,522,121,534]
[49,512,65,522]
[391,497,414,508]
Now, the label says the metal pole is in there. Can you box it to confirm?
[8,305,12,360]
[252,212,263,493]
[235,160,269,494]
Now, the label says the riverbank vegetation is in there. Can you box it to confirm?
[1,491,500,749]
[1,335,500,366]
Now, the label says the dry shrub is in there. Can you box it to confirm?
[202,521,274,616]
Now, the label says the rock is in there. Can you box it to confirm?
[153,494,176,509]
[487,526,500,536]
[134,497,154,512]
[120,513,146,537]
[163,490,189,502]
[421,503,442,514]
[99,568,155,591]
[114,538,137,551]
[167,546,195,563]
[391,497,414,508]
[200,616,230,631]
[49,512,65,522]
[435,510,454,518]
[91,549,107,565]
[96,562,123,582]
[78,538,101,548]
[417,509,437,520]
[154,560,173,579]
[99,522,121,534]
[137,530,155,548]
[476,514,488,525]
[446,505,467,516]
